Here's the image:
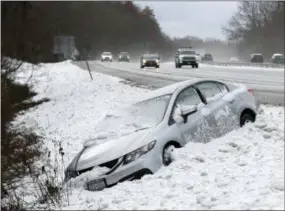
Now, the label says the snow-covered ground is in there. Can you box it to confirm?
[12,61,284,210]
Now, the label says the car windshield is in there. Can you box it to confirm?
[94,94,171,133]
[120,52,129,55]
[274,55,284,59]
[103,52,111,55]
[144,55,158,59]
[181,51,195,55]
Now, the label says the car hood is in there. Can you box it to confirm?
[74,126,155,171]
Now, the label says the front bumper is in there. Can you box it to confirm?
[67,150,162,191]
[143,61,159,67]
[101,57,112,61]
[118,57,129,62]
[179,59,197,65]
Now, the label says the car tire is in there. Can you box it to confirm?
[156,65,160,68]
[196,64,199,68]
[140,65,144,69]
[162,144,176,166]
[240,113,255,127]
[178,63,182,68]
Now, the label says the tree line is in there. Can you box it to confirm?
[223,1,284,61]
[1,1,174,63]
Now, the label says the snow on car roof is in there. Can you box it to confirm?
[138,79,200,102]
[272,53,284,57]
[139,78,229,103]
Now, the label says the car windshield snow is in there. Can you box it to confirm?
[93,94,171,137]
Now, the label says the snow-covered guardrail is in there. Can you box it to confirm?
[201,61,284,68]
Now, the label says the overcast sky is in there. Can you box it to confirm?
[135,1,239,40]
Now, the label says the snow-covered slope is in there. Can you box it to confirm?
[13,61,284,210]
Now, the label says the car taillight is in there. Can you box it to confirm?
[248,88,254,95]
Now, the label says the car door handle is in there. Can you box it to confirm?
[228,98,235,103]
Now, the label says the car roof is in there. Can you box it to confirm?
[272,53,284,57]
[139,78,226,102]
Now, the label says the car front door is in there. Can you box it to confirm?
[195,81,239,138]
[170,86,211,144]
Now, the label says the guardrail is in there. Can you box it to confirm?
[201,61,284,69]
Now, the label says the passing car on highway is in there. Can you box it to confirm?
[175,48,198,68]
[201,53,214,62]
[250,53,264,63]
[65,78,260,192]
[101,52,113,62]
[118,52,130,62]
[140,53,160,68]
[229,57,240,62]
[196,53,201,62]
[271,53,284,64]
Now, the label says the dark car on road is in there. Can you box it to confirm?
[271,54,284,64]
[118,52,130,62]
[140,54,160,68]
[250,53,264,63]
[201,53,214,62]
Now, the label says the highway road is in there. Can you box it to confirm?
[76,61,284,106]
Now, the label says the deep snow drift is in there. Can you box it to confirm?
[12,61,284,210]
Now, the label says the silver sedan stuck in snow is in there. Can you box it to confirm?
[65,79,260,191]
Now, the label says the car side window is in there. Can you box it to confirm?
[175,87,202,107]
[216,83,228,95]
[196,82,225,103]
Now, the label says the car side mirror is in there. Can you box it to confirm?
[173,105,197,124]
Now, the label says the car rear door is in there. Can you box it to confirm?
[195,81,238,138]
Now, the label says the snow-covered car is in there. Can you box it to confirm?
[229,57,240,62]
[101,52,113,62]
[65,79,260,191]
[271,53,284,64]
[140,53,160,68]
[118,52,130,62]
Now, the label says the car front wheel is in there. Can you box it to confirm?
[162,144,176,166]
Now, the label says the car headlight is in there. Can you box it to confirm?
[179,55,183,59]
[123,140,156,165]
[143,60,146,63]
[156,60,160,63]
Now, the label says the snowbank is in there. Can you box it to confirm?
[12,60,150,171]
[12,61,284,210]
